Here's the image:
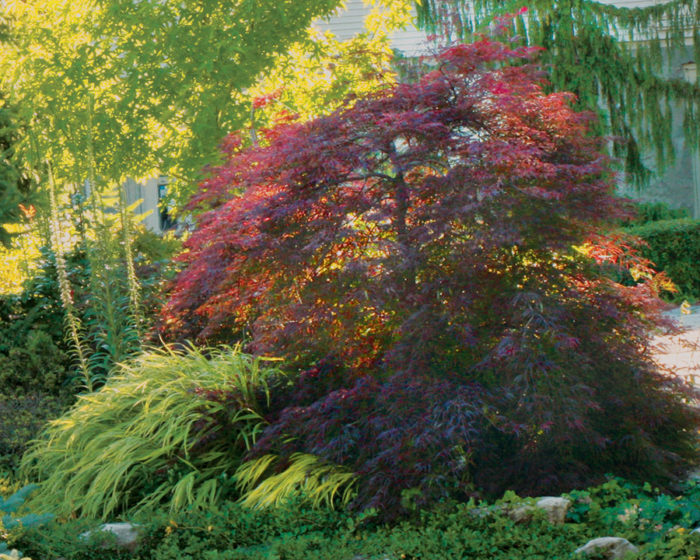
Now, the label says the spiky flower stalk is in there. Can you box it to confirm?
[118,185,144,342]
[47,161,93,392]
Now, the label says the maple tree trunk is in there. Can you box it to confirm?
[393,170,416,288]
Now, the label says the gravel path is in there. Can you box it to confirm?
[653,305,700,386]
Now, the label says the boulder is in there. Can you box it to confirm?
[506,504,536,523]
[575,537,638,559]
[504,496,571,524]
[79,522,142,552]
[535,497,571,524]
[0,550,26,560]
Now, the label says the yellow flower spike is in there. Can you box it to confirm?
[681,300,692,315]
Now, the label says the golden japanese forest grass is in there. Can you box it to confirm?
[20,345,280,519]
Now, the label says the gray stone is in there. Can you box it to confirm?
[79,522,142,552]
[535,496,571,524]
[504,496,571,524]
[692,526,700,534]
[507,504,536,523]
[575,537,638,559]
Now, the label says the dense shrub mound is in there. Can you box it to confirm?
[161,36,699,516]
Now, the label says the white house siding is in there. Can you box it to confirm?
[124,177,170,234]
[314,0,429,56]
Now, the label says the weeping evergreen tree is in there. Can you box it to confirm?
[415,0,700,184]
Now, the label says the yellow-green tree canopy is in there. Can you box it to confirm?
[416,0,700,184]
[0,0,344,192]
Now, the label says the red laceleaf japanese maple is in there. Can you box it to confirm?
[161,37,698,510]
[164,38,621,365]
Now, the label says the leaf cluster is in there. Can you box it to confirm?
[0,0,345,198]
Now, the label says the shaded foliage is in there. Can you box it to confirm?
[162,36,699,516]
[0,96,32,247]
[246,374,494,515]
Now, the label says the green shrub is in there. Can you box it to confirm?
[0,394,66,475]
[625,218,700,300]
[0,266,71,393]
[0,330,70,396]
[622,202,689,227]
[20,345,282,519]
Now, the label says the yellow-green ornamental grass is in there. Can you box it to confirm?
[20,345,280,519]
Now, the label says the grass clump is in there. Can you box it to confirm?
[20,345,281,519]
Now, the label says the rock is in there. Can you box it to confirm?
[692,527,700,534]
[507,504,536,523]
[575,537,638,559]
[535,497,571,524]
[79,522,142,552]
[504,496,571,524]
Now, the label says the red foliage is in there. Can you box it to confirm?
[162,37,699,511]
[163,38,622,365]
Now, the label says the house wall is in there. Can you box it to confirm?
[124,177,169,234]
[314,0,428,56]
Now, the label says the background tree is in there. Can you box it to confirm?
[0,0,363,386]
[0,0,344,199]
[0,96,32,247]
[247,0,413,132]
[161,35,699,516]
[416,0,700,185]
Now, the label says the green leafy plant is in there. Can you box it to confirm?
[20,345,282,519]
[0,394,66,475]
[622,202,689,227]
[235,452,357,510]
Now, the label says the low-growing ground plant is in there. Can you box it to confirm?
[20,345,283,519]
[12,479,700,559]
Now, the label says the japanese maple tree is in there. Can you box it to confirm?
[161,35,699,513]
